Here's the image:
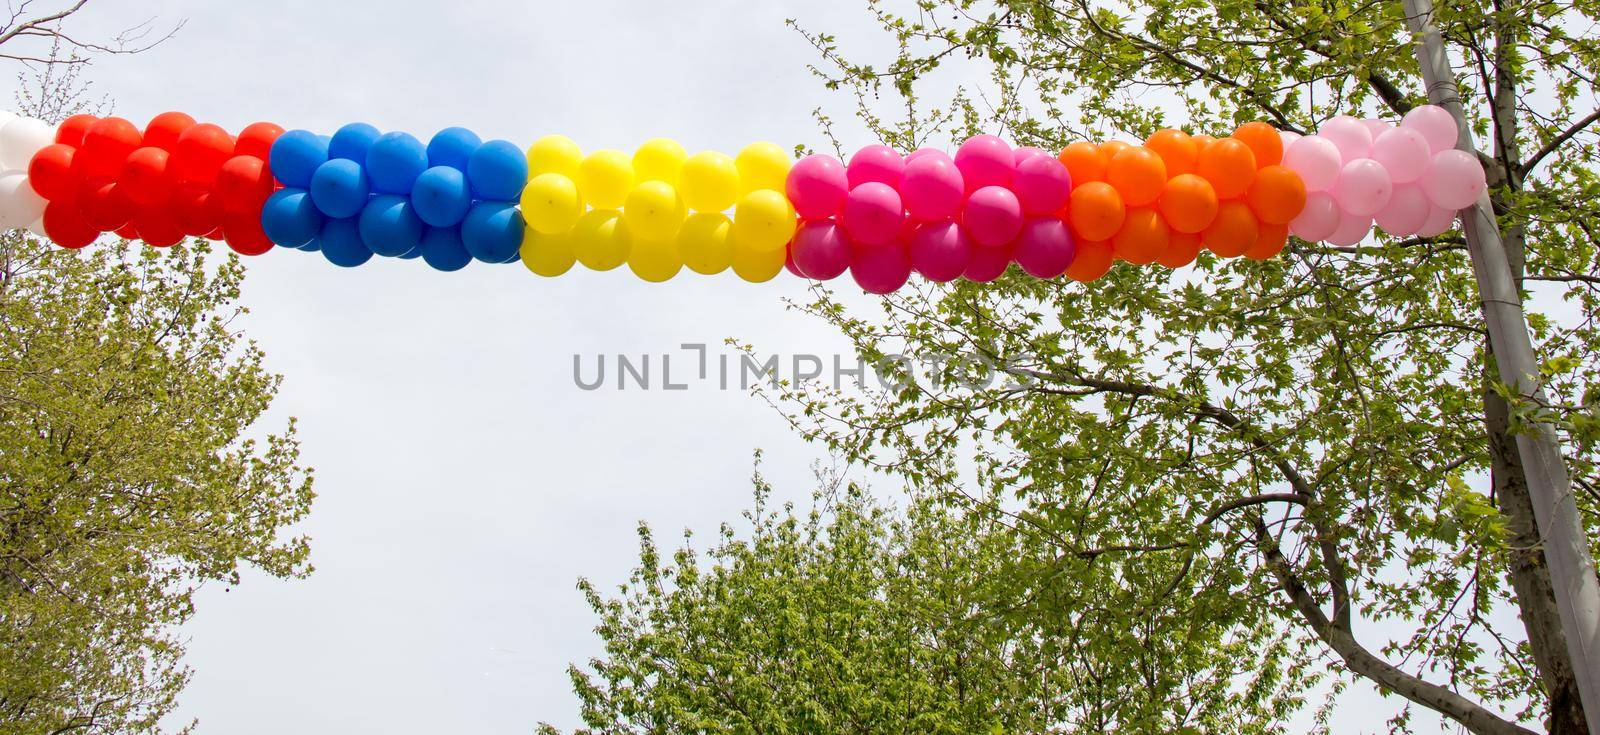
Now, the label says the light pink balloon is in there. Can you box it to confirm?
[1401,105,1459,154]
[908,220,973,282]
[1326,211,1374,246]
[1374,183,1430,236]
[1282,135,1343,191]
[901,153,965,222]
[791,219,852,280]
[1289,191,1341,241]
[1421,149,1486,210]
[1416,204,1458,237]
[1361,118,1393,140]
[1320,115,1373,161]
[963,240,1013,282]
[841,182,905,245]
[954,134,1014,193]
[1012,216,1075,278]
[1332,159,1393,217]
[850,240,912,294]
[1278,130,1301,151]
[847,145,905,189]
[1369,128,1432,184]
[962,185,1024,247]
[786,154,849,219]
[1013,155,1071,215]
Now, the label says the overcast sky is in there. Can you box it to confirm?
[20,2,1486,733]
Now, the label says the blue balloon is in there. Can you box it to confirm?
[428,127,482,171]
[298,237,322,253]
[320,217,373,268]
[329,122,381,162]
[466,140,528,201]
[261,188,324,248]
[268,130,328,189]
[365,131,428,194]
[358,194,423,257]
[421,226,472,272]
[460,201,524,263]
[309,159,371,219]
[411,166,472,227]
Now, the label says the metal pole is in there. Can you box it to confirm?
[1401,0,1600,731]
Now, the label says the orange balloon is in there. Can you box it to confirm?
[1158,231,1202,269]
[1244,222,1288,260]
[1158,174,1219,234]
[1144,128,1197,176]
[1196,137,1257,199]
[1099,140,1133,161]
[1246,165,1307,224]
[1233,121,1283,167]
[1067,181,1126,241]
[1066,239,1114,282]
[1058,142,1107,187]
[1105,146,1167,207]
[1192,134,1217,151]
[1202,200,1259,257]
[1112,207,1170,265]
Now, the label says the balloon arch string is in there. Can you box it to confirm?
[0,107,1484,294]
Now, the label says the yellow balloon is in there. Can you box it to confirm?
[520,228,576,277]
[571,209,633,272]
[527,135,583,178]
[577,149,634,210]
[520,173,584,234]
[678,212,734,275]
[632,138,688,185]
[622,180,687,242]
[627,236,683,283]
[732,189,797,252]
[735,141,791,194]
[730,237,786,283]
[680,151,740,212]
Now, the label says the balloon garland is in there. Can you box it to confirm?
[0,107,1487,293]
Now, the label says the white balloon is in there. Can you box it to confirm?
[0,110,18,134]
[0,117,55,172]
[26,216,45,237]
[0,172,45,228]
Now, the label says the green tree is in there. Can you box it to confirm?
[749,1,1600,733]
[0,234,314,734]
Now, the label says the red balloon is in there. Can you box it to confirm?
[171,187,222,236]
[55,114,98,147]
[169,124,235,186]
[80,182,134,231]
[114,222,140,239]
[27,144,77,201]
[117,147,172,206]
[222,211,273,255]
[80,117,143,179]
[43,199,99,248]
[213,155,274,213]
[132,206,185,247]
[204,227,225,242]
[235,122,284,160]
[143,111,196,151]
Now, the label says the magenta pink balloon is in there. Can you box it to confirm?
[1012,216,1075,278]
[1369,128,1432,184]
[905,147,942,164]
[1325,211,1373,246]
[1320,115,1373,161]
[1401,105,1459,154]
[1289,191,1341,241]
[1421,149,1486,209]
[786,154,849,219]
[1374,183,1430,236]
[1332,159,1393,217]
[790,219,852,280]
[963,241,1013,282]
[901,153,965,222]
[1282,135,1343,192]
[1416,204,1457,237]
[850,240,912,294]
[908,221,973,282]
[847,145,904,189]
[954,134,1014,193]
[1014,146,1050,164]
[1013,155,1071,216]
[841,182,905,245]
[961,185,1024,247]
